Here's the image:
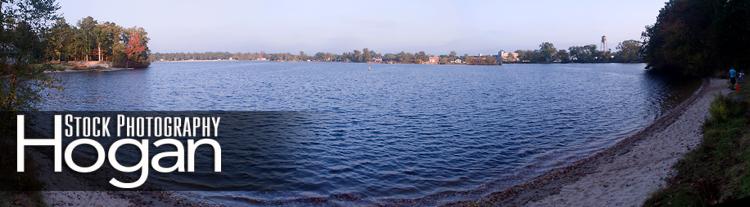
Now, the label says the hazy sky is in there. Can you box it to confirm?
[60,0,668,54]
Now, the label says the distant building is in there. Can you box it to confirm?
[371,57,383,64]
[501,51,520,63]
[426,56,440,64]
[496,51,503,65]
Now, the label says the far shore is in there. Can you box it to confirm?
[152,59,646,65]
[153,59,240,63]
[42,61,145,73]
[44,67,135,74]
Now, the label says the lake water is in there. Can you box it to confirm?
[39,62,697,206]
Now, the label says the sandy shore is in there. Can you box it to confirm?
[28,149,217,206]
[459,79,728,207]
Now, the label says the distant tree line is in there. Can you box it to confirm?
[153,40,643,65]
[152,50,503,65]
[513,40,643,64]
[643,0,750,77]
[152,49,500,65]
[152,49,451,64]
[46,16,151,68]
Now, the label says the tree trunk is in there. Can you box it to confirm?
[9,74,17,109]
[97,43,102,61]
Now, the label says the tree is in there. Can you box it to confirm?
[615,40,643,63]
[298,51,308,61]
[352,50,362,62]
[1,0,61,111]
[361,48,370,62]
[46,18,74,61]
[397,51,414,63]
[416,51,428,63]
[555,49,570,63]
[642,0,731,76]
[568,45,599,63]
[122,28,150,68]
[446,51,458,63]
[515,50,536,63]
[76,16,97,61]
[539,42,557,63]
[94,22,121,61]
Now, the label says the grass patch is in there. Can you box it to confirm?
[645,85,750,206]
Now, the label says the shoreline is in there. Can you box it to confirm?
[41,61,148,73]
[453,78,728,206]
[29,149,220,206]
[44,68,135,73]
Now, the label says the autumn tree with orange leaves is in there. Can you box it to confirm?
[104,27,151,68]
[124,30,149,68]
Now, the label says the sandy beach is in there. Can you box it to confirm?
[459,79,728,207]
[28,148,217,206]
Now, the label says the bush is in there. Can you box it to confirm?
[708,95,746,124]
[645,94,748,206]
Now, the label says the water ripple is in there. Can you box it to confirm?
[39,62,699,206]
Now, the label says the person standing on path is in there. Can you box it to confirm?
[729,67,737,90]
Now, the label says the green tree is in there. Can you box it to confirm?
[397,51,414,63]
[75,16,97,61]
[362,48,371,62]
[515,50,538,63]
[555,49,570,63]
[615,40,643,63]
[539,42,557,63]
[568,45,598,63]
[642,0,732,76]
[353,50,362,62]
[94,22,121,61]
[46,18,74,61]
[1,0,61,111]
[416,51,428,63]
